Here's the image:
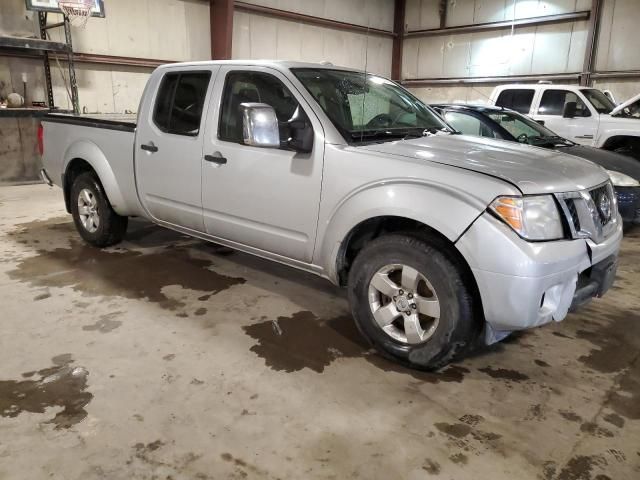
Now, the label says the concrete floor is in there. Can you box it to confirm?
[0,184,638,480]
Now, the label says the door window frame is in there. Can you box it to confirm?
[536,88,595,117]
[148,68,215,139]
[216,69,311,149]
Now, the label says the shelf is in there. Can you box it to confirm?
[0,35,70,53]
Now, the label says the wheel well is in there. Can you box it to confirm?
[63,158,96,213]
[337,216,485,325]
[602,135,640,151]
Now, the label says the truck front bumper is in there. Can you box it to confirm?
[455,212,623,344]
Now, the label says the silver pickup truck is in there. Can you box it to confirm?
[40,61,622,370]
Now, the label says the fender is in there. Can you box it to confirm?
[315,179,496,283]
[596,126,640,148]
[63,139,129,216]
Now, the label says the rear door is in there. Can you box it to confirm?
[532,88,598,145]
[135,66,219,231]
[200,66,325,262]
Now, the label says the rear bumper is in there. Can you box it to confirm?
[455,212,622,343]
[40,168,53,186]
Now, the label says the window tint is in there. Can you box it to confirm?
[444,111,499,138]
[153,71,211,136]
[487,111,553,141]
[495,89,534,114]
[219,71,299,143]
[538,89,590,117]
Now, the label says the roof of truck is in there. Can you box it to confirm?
[155,60,364,72]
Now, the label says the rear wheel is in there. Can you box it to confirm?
[347,233,478,370]
[70,172,128,247]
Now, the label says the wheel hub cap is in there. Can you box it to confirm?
[77,188,100,233]
[367,264,440,345]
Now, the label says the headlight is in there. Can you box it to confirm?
[606,170,640,187]
[490,195,564,241]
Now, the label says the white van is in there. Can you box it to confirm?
[490,84,640,160]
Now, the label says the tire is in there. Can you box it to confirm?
[70,172,128,247]
[347,233,478,370]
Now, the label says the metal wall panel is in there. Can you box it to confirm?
[596,0,640,71]
[405,0,442,31]
[232,11,394,76]
[242,0,395,31]
[404,18,586,79]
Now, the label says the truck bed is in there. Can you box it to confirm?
[44,113,137,132]
[40,112,144,217]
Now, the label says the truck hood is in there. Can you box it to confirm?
[360,134,609,194]
[611,92,640,116]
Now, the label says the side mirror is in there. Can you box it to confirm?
[536,119,545,126]
[285,106,314,153]
[241,103,280,148]
[563,102,577,118]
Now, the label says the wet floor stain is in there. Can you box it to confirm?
[242,311,362,373]
[477,366,529,382]
[0,354,92,429]
[243,310,473,381]
[602,412,624,428]
[7,218,246,311]
[573,310,640,420]
[556,455,607,480]
[558,410,582,423]
[82,312,122,333]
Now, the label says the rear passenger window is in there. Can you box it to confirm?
[495,89,534,114]
[538,89,590,117]
[153,71,211,136]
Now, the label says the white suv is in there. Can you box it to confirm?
[490,84,640,160]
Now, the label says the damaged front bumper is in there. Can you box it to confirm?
[455,212,623,344]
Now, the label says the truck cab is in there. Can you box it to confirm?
[490,83,640,160]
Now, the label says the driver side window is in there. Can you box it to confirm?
[219,71,300,144]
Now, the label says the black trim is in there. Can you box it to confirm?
[43,113,136,132]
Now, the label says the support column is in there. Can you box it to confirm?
[581,0,603,87]
[391,0,406,81]
[210,0,235,60]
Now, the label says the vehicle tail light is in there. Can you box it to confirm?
[37,123,44,156]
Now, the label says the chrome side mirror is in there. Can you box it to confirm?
[241,103,280,148]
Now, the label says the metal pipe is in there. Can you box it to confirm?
[405,11,590,38]
[402,73,581,86]
[581,0,603,87]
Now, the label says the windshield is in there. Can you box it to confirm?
[581,89,616,114]
[292,68,452,143]
[486,110,573,147]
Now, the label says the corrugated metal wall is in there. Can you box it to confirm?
[232,0,394,77]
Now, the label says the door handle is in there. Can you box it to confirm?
[204,152,227,165]
[141,143,158,153]
[575,134,594,139]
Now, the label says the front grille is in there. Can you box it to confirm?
[556,181,617,244]
[566,199,580,231]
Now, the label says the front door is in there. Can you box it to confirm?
[201,66,325,262]
[135,66,219,231]
[533,89,598,146]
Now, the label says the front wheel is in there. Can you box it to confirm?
[70,172,128,247]
[347,234,479,370]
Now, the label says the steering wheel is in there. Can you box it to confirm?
[516,133,529,144]
[365,113,394,128]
